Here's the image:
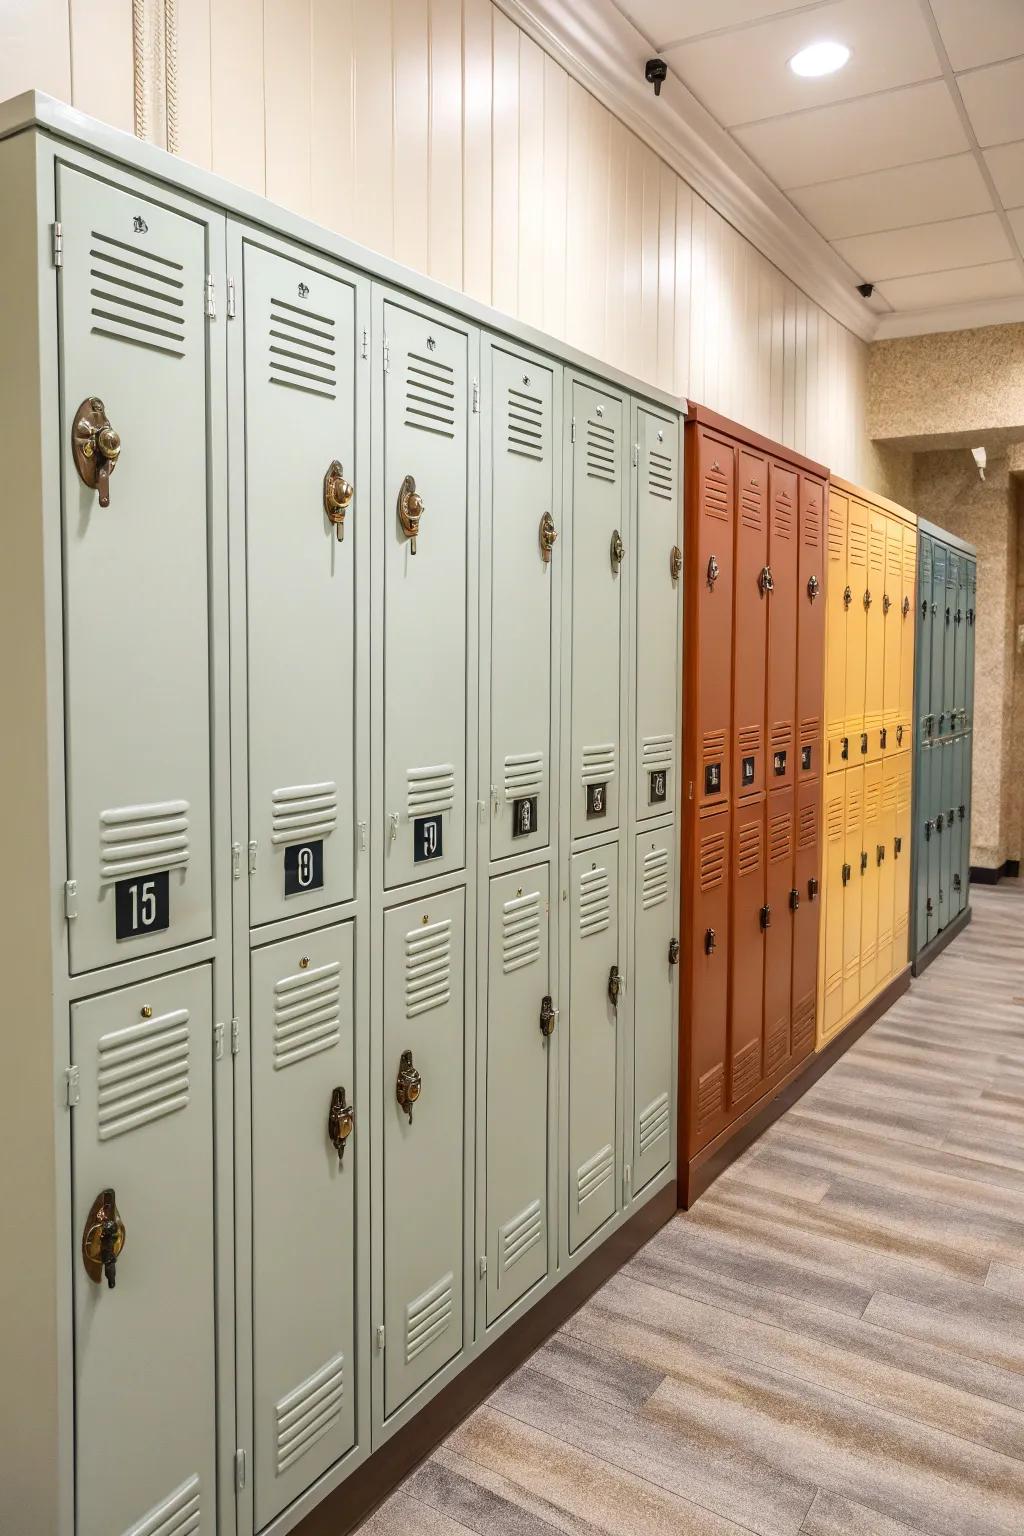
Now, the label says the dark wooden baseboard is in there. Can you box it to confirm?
[294,1181,677,1536]
[680,967,912,1208]
[970,860,1019,885]
[912,903,972,975]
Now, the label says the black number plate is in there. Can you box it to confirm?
[741,755,755,787]
[773,750,787,777]
[115,871,170,941]
[284,839,324,896]
[704,762,722,796]
[648,770,667,805]
[512,795,539,838]
[801,745,812,771]
[414,814,443,863]
[586,782,608,819]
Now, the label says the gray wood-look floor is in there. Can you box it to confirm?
[361,883,1024,1536]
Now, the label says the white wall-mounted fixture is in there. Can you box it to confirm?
[971,446,987,481]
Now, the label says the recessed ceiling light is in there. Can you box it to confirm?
[789,40,851,77]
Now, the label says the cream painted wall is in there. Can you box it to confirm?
[0,0,872,479]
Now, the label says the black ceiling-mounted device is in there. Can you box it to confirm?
[645,58,668,96]
[857,282,875,298]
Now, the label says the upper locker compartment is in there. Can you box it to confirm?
[569,380,627,839]
[634,406,681,820]
[917,534,933,748]
[797,474,825,782]
[383,299,471,888]
[244,243,361,924]
[486,343,557,860]
[845,495,869,755]
[882,516,903,754]
[692,428,735,811]
[864,509,886,760]
[766,461,798,791]
[733,448,768,798]
[965,559,977,730]
[930,539,947,739]
[825,487,849,771]
[899,525,917,750]
[942,548,958,737]
[58,168,214,974]
[954,548,969,733]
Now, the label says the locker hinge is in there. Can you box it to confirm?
[632,442,639,467]
[231,1018,241,1056]
[64,1065,80,1108]
[247,840,257,875]
[234,1449,246,1493]
[361,327,368,360]
[570,416,576,443]
[376,1324,386,1351]
[473,379,480,413]
[52,221,63,268]
[479,1255,487,1278]
[205,273,216,319]
[226,277,236,319]
[214,1022,225,1061]
[231,842,241,881]
[383,337,390,373]
[64,879,78,920]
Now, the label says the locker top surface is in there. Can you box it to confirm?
[916,517,977,559]
[830,474,917,528]
[0,89,684,419]
[684,400,828,479]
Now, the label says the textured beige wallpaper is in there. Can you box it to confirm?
[870,324,1024,445]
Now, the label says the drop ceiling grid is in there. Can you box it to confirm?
[614,0,1024,316]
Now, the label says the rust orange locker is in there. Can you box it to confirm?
[728,795,766,1112]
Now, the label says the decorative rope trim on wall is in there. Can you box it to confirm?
[131,0,179,153]
[164,0,179,155]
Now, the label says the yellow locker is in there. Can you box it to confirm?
[825,489,849,770]
[864,509,886,762]
[882,516,903,756]
[876,756,898,982]
[844,497,869,752]
[899,525,917,751]
[841,764,864,1020]
[819,772,846,1043]
[859,761,882,996]
[893,750,912,965]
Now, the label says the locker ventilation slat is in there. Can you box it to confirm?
[882,776,898,812]
[642,734,673,773]
[792,992,815,1055]
[648,448,673,501]
[702,729,725,768]
[271,780,338,844]
[696,1064,724,1129]
[740,473,763,530]
[864,778,880,824]
[798,801,817,851]
[827,520,844,561]
[699,830,726,891]
[642,847,669,908]
[769,811,792,863]
[800,717,820,749]
[903,542,917,584]
[406,1272,453,1362]
[407,764,455,816]
[269,297,337,400]
[737,821,762,876]
[870,525,885,573]
[770,721,793,755]
[404,918,452,1017]
[99,799,190,882]
[507,385,545,460]
[731,1039,761,1099]
[405,351,456,438]
[576,1144,613,1207]
[581,743,616,786]
[96,1009,190,1142]
[89,230,186,358]
[848,523,868,569]
[638,1092,669,1155]
[738,725,761,755]
[826,793,844,841]
[772,487,793,539]
[702,458,729,521]
[273,961,341,1069]
[586,417,617,483]
[578,866,611,937]
[765,1017,788,1074]
[275,1353,345,1475]
[502,890,542,973]
[802,492,821,548]
[503,750,544,800]
[846,787,862,833]
[122,1474,201,1536]
[500,1199,543,1275]
[897,766,910,812]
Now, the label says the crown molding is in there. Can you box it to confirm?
[872,294,1024,340]
[494,0,879,343]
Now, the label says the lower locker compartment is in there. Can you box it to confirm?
[939,741,953,933]
[876,760,897,984]
[926,747,942,944]
[763,788,795,1078]
[842,766,865,1020]
[820,774,846,1042]
[950,735,964,912]
[569,843,620,1252]
[632,828,676,1193]
[791,776,820,1060]
[859,762,882,998]
[688,808,730,1155]
[894,751,911,965]
[915,745,932,957]
[728,797,765,1111]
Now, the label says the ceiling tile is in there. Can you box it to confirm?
[957,56,1024,148]
[930,0,1024,73]
[664,0,940,129]
[734,80,967,188]
[788,154,992,240]
[614,0,811,50]
[875,260,1024,311]
[833,212,1012,280]
[1006,207,1024,249]
[984,141,1024,206]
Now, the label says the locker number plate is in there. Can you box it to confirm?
[414,815,443,863]
[648,771,667,806]
[741,756,755,787]
[115,872,169,941]
[704,763,722,796]
[512,796,539,838]
[285,840,324,895]
[586,783,608,819]
[773,751,787,777]
[801,745,812,771]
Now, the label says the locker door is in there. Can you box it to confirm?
[764,791,795,1075]
[965,561,977,730]
[632,829,676,1192]
[893,750,912,965]
[797,474,825,783]
[917,536,933,750]
[72,967,215,1536]
[692,429,735,811]
[485,865,552,1325]
[792,775,820,1061]
[914,744,932,957]
[820,775,846,1040]
[569,382,627,838]
[863,511,886,761]
[954,554,968,733]
[383,889,465,1413]
[925,744,941,943]
[842,766,864,1018]
[942,551,957,738]
[875,759,897,983]
[728,798,765,1111]
[859,761,882,995]
[634,408,681,820]
[825,489,849,770]
[939,739,953,931]
[733,450,768,797]
[251,924,355,1526]
[900,525,917,751]
[383,301,470,888]
[767,462,798,791]
[569,844,619,1250]
[882,517,903,755]
[58,167,213,974]
[845,497,869,756]
[949,735,964,916]
[687,809,729,1154]
[961,734,974,910]
[245,245,359,924]
[487,345,556,859]
[930,541,947,736]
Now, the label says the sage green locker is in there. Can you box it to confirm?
[942,550,957,736]
[925,744,942,943]
[485,866,552,1324]
[569,844,620,1251]
[250,923,355,1527]
[876,757,897,982]
[632,829,675,1192]
[915,743,932,955]
[569,381,627,839]
[960,735,974,911]
[939,739,954,929]
[383,300,470,888]
[917,535,933,748]
[966,562,977,728]
[383,888,465,1413]
[72,966,215,1536]
[954,554,969,732]
[930,540,946,739]
[634,407,681,821]
[949,735,964,915]
[244,244,360,924]
[486,343,556,860]
[58,166,213,974]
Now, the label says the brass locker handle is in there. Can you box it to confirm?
[841,863,852,886]
[758,565,774,596]
[607,964,623,1007]
[396,1050,422,1122]
[610,529,626,571]
[882,592,891,615]
[669,545,683,581]
[706,554,720,588]
[72,397,121,508]
[704,927,716,956]
[82,1188,125,1288]
[843,585,852,609]
[539,995,557,1038]
[902,596,910,619]
[808,877,820,901]
[668,936,680,966]
[807,574,820,601]
[539,511,558,563]
[863,589,873,610]
[323,461,354,541]
[328,1086,354,1163]
[397,474,424,554]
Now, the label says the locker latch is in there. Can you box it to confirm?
[323,460,354,541]
[926,897,934,915]
[759,904,771,931]
[841,863,852,886]
[936,813,945,832]
[789,888,799,912]
[539,995,557,1038]
[397,474,424,553]
[607,965,623,1007]
[395,1050,422,1122]
[880,727,887,749]
[945,607,951,626]
[882,592,891,615]
[840,736,849,761]
[896,725,904,745]
[894,836,902,857]
[82,1188,125,1288]
[808,877,819,901]
[876,843,885,866]
[843,585,852,609]
[902,596,910,619]
[948,807,956,828]
[706,554,720,588]
[921,599,928,619]
[539,511,558,564]
[860,732,868,755]
[328,1086,354,1163]
[610,529,626,571]
[807,574,819,601]
[758,565,774,596]
[71,397,121,508]
[704,927,716,956]
[670,545,683,582]
[955,608,962,626]
[953,872,962,891]
[668,937,680,966]
[959,803,965,821]
[863,589,873,610]
[924,819,933,841]
[860,851,868,874]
